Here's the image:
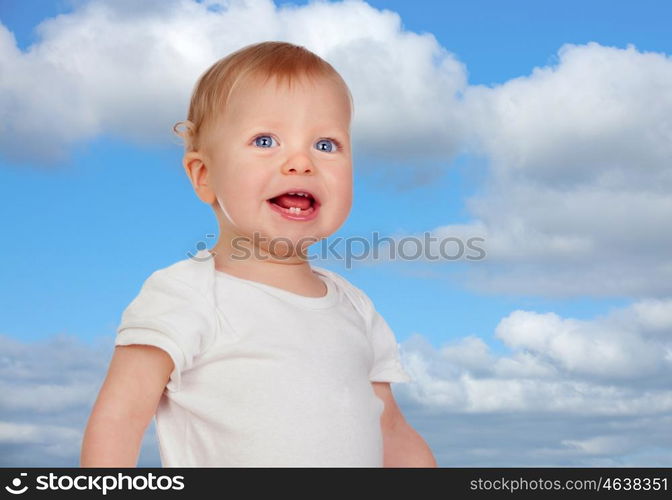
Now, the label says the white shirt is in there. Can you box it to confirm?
[115,249,411,467]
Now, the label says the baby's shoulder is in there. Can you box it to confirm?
[142,253,215,299]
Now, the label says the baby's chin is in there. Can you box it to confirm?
[229,221,327,255]
[261,226,328,251]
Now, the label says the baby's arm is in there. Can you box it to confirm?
[80,345,173,467]
[372,382,437,467]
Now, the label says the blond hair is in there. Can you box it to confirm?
[173,41,354,153]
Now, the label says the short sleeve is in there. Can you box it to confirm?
[342,283,412,384]
[115,269,218,392]
[367,306,413,383]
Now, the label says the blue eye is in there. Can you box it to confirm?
[315,138,340,153]
[253,135,341,152]
[254,135,277,148]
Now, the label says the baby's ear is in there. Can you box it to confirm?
[183,152,216,205]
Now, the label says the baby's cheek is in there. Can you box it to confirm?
[333,170,352,197]
[337,182,354,214]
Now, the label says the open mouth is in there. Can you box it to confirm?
[267,190,320,220]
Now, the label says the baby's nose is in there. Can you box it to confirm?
[281,155,314,175]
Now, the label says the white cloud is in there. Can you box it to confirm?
[561,435,634,456]
[464,43,672,189]
[495,309,669,380]
[399,298,672,414]
[0,332,160,466]
[0,0,467,166]
[372,43,672,297]
[394,298,672,465]
[453,43,672,297]
[0,421,80,446]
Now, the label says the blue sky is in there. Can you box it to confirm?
[1,0,671,467]
[2,0,660,346]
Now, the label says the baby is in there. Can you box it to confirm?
[80,41,436,467]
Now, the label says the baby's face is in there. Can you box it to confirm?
[203,73,353,257]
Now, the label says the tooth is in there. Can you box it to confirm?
[288,192,296,195]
